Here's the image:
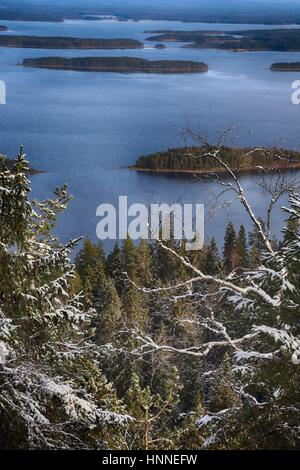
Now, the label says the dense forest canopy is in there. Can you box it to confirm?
[1,149,300,449]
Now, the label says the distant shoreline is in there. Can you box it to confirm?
[128,162,300,177]
[3,9,300,25]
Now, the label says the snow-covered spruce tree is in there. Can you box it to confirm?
[208,193,300,449]
[130,143,300,449]
[0,149,130,449]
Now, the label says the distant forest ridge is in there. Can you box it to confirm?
[0,35,144,50]
[146,29,300,52]
[0,25,8,31]
[22,57,208,74]
[0,8,63,22]
[132,146,300,175]
[3,1,300,24]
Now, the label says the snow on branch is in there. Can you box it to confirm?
[131,330,259,358]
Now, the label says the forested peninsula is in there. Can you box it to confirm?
[131,146,300,175]
[271,62,300,71]
[146,28,300,52]
[0,35,144,50]
[22,57,209,74]
[0,25,7,31]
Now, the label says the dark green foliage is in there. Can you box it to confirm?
[75,239,105,279]
[105,243,124,294]
[236,225,249,268]
[223,222,237,273]
[204,238,220,275]
[248,218,267,266]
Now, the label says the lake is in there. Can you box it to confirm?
[0,19,300,249]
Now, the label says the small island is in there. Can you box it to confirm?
[0,25,8,31]
[22,57,209,74]
[129,146,300,175]
[271,62,300,71]
[0,35,144,50]
[146,28,300,52]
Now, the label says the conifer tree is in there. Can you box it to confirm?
[106,242,125,294]
[91,264,122,344]
[248,217,267,262]
[249,245,260,269]
[236,225,249,268]
[0,150,128,449]
[223,222,237,273]
[204,238,219,275]
[283,216,299,245]
[75,239,105,279]
[198,194,300,449]
[153,239,181,284]
[122,237,137,281]
[136,239,153,287]
[121,284,149,331]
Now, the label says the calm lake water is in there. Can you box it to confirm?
[1,19,300,248]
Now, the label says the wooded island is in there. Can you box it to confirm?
[271,62,300,71]
[0,35,144,49]
[22,57,209,74]
[131,146,300,175]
